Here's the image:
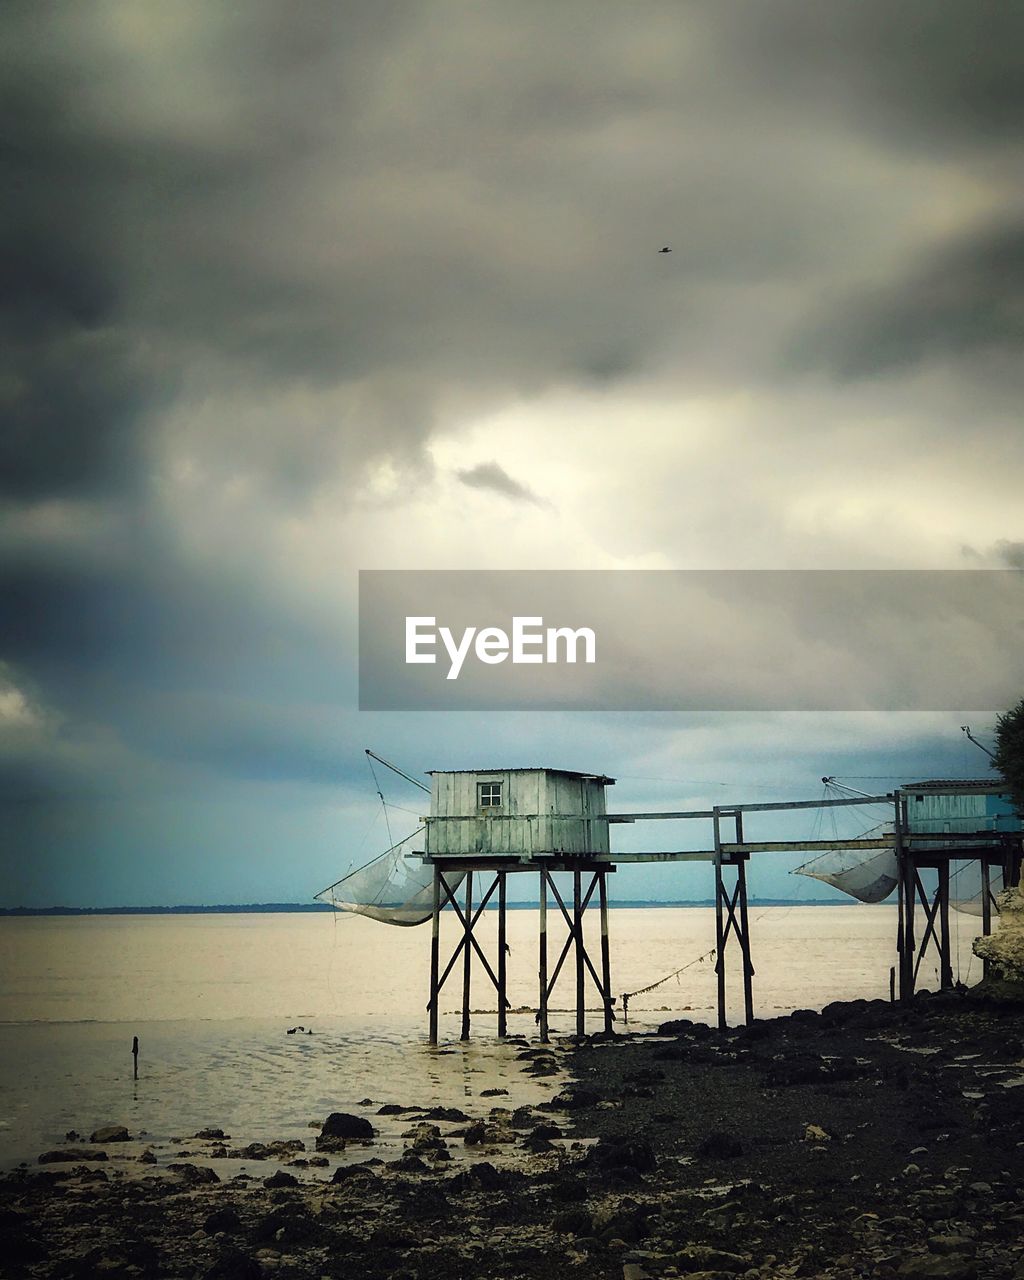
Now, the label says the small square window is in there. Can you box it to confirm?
[479,781,502,808]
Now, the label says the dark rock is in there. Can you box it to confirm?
[551,1207,593,1235]
[320,1112,375,1140]
[480,1087,508,1096]
[897,1257,977,1279]
[38,1148,108,1164]
[331,1164,378,1185]
[263,1169,299,1188]
[203,1207,243,1235]
[377,1103,418,1115]
[194,1127,227,1140]
[167,1162,221,1185]
[585,1134,657,1174]
[447,1161,511,1192]
[657,1018,695,1035]
[695,1131,744,1159]
[388,1152,430,1173]
[0,1208,44,1264]
[414,1106,470,1123]
[205,1248,263,1279]
[547,1087,601,1110]
[252,1206,319,1246]
[89,1125,129,1143]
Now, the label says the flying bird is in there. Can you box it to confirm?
[658,246,672,253]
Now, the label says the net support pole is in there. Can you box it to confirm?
[428,867,441,1045]
[461,871,473,1042]
[981,858,993,980]
[735,813,754,1027]
[713,807,727,1030]
[574,867,585,1037]
[599,869,613,1035]
[497,871,508,1038]
[938,858,953,990]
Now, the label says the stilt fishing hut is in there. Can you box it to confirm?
[895,779,1023,994]
[422,768,616,1045]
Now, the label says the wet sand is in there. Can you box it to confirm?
[3,991,1023,1279]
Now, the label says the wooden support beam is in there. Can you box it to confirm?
[461,871,473,1042]
[574,869,585,1036]
[895,792,914,1001]
[981,859,993,980]
[606,794,891,822]
[538,870,549,1043]
[937,860,953,990]
[497,871,507,1038]
[713,808,727,1031]
[599,869,613,1035]
[736,814,754,1027]
[428,866,441,1045]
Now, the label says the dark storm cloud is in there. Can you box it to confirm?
[794,217,1024,379]
[4,0,1022,510]
[456,463,544,505]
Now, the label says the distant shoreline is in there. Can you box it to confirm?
[0,899,860,916]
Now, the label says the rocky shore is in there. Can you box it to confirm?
[3,991,1024,1280]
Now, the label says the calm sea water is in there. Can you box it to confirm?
[0,906,986,1169]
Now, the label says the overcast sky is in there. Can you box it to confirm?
[2,1,1022,907]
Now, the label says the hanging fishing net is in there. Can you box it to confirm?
[948,860,1004,916]
[315,829,466,926]
[794,824,898,903]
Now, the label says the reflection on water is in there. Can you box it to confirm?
[0,906,986,1166]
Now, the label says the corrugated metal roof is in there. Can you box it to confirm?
[426,767,616,784]
[904,778,1007,791]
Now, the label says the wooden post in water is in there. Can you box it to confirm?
[599,869,613,1035]
[132,1036,139,1080]
[428,867,441,1045]
[461,871,473,1042]
[497,871,508,1038]
[574,868,585,1037]
[538,870,549,1043]
[713,807,727,1030]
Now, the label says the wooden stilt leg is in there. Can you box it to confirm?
[539,871,549,1043]
[938,859,953,989]
[497,871,507,1038]
[981,859,992,981]
[574,868,585,1037]
[461,871,473,1042]
[429,867,441,1045]
[599,870,613,1034]
[737,857,754,1025]
[713,808,726,1031]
